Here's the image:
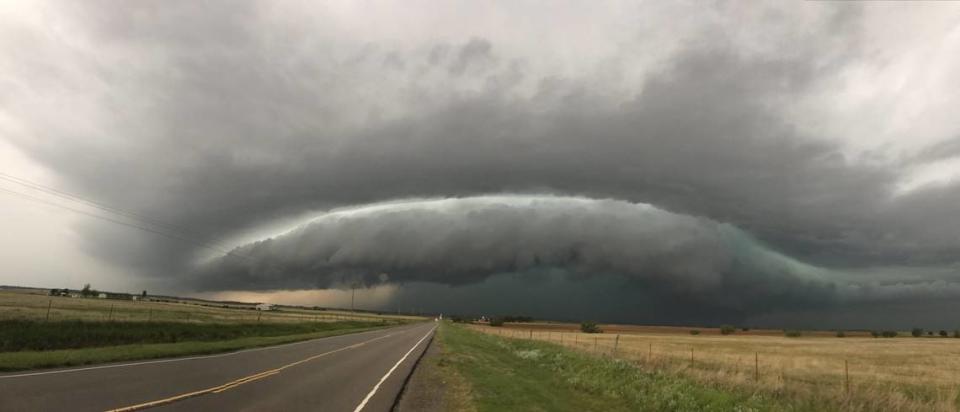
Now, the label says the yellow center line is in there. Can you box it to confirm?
[105,328,413,412]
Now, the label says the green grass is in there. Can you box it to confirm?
[441,323,800,412]
[0,321,391,371]
[0,319,387,351]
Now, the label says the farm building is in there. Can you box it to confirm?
[255,303,275,311]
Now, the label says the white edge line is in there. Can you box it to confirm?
[0,324,417,379]
[353,325,436,412]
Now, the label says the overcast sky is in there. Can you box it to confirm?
[3,1,960,328]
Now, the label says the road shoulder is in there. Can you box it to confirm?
[394,323,474,412]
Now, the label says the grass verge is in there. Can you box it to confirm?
[0,321,390,372]
[441,322,804,412]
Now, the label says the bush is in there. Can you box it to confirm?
[954,330,960,338]
[689,330,700,335]
[783,329,802,338]
[489,317,505,327]
[719,325,735,335]
[881,330,898,338]
[911,328,923,337]
[741,327,750,332]
[939,330,948,337]
[835,330,845,338]
[580,321,602,334]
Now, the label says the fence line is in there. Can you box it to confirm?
[465,324,960,409]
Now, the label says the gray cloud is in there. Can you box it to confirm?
[3,1,960,326]
[197,196,841,317]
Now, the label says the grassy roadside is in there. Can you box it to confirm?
[439,322,805,412]
[0,321,392,372]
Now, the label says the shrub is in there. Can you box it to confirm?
[870,330,880,338]
[741,327,750,332]
[928,331,934,336]
[784,329,802,338]
[489,317,505,327]
[580,321,602,334]
[719,325,735,335]
[882,330,898,338]
[954,330,960,338]
[911,328,923,337]
[689,330,700,335]
[836,330,845,338]
[939,330,948,337]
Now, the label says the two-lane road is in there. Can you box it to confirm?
[0,322,436,412]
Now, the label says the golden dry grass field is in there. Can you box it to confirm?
[470,322,960,411]
[0,289,421,324]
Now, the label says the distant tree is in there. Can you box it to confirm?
[720,325,735,335]
[489,317,505,327]
[741,327,750,332]
[939,330,948,337]
[49,289,58,296]
[882,330,898,338]
[141,290,147,298]
[927,331,934,336]
[911,328,923,337]
[784,329,802,338]
[954,330,960,338]
[580,321,602,334]
[80,284,94,297]
[836,330,845,338]
[690,330,701,335]
[870,331,880,338]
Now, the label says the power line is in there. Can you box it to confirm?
[0,172,233,250]
[0,186,237,252]
[0,173,304,274]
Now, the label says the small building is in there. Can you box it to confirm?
[255,303,275,311]
[97,293,108,299]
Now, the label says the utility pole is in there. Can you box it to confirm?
[351,284,356,312]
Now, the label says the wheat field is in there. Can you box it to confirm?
[471,323,960,411]
[0,289,419,324]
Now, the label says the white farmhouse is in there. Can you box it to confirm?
[255,303,275,311]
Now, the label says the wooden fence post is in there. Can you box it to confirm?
[614,334,620,356]
[755,352,759,382]
[529,330,532,339]
[45,299,52,322]
[690,348,694,366]
[108,304,114,321]
[594,336,598,352]
[845,360,850,395]
[257,311,262,322]
[648,342,652,363]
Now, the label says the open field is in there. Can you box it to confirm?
[0,289,424,371]
[0,289,422,324]
[470,323,960,411]
[440,323,792,411]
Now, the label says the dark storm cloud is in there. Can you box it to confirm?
[5,1,960,325]
[198,196,840,317]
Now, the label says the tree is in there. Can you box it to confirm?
[141,290,147,298]
[489,317,505,327]
[81,284,93,297]
[911,328,923,337]
[939,330,948,337]
[720,325,735,335]
[836,330,845,338]
[580,321,602,333]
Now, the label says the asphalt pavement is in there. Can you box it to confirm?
[0,321,436,412]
